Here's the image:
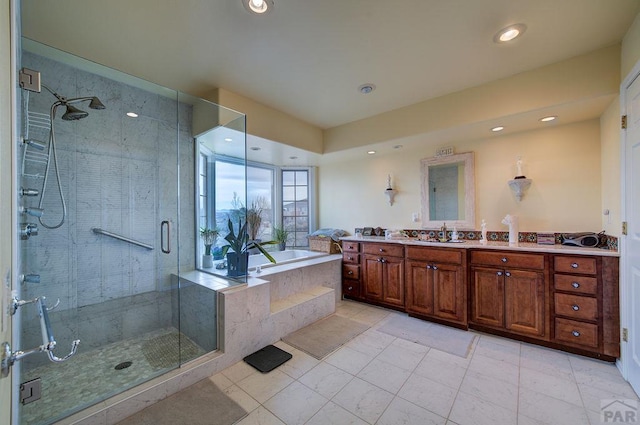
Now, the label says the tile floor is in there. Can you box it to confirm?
[209,300,638,425]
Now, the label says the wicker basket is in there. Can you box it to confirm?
[308,236,342,254]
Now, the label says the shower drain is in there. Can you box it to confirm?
[114,361,133,370]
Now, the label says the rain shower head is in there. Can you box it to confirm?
[62,104,89,121]
[89,97,106,110]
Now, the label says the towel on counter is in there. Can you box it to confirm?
[308,228,347,241]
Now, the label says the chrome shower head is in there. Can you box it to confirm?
[89,97,106,110]
[62,104,89,121]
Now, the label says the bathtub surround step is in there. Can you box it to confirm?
[270,286,337,338]
[270,286,334,314]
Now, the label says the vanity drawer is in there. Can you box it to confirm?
[554,274,598,295]
[405,246,463,264]
[343,242,360,253]
[554,256,597,275]
[555,318,598,348]
[343,253,360,264]
[343,264,360,280]
[470,251,545,270]
[554,293,598,320]
[362,243,404,257]
[343,281,360,298]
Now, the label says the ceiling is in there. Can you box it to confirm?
[21,0,640,133]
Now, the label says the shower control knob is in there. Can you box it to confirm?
[20,274,41,284]
[19,223,38,240]
[19,187,39,197]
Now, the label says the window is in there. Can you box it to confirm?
[282,169,311,247]
[197,150,316,263]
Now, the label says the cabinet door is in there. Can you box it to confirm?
[504,269,545,337]
[363,254,384,301]
[383,256,405,307]
[406,261,433,315]
[433,263,465,322]
[471,266,504,328]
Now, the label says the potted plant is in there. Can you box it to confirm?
[272,226,290,251]
[221,218,276,277]
[246,198,265,254]
[200,227,219,268]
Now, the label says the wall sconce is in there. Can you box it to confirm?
[385,174,397,206]
[508,178,531,201]
[508,156,531,201]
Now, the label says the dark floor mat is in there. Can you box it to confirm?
[243,345,292,373]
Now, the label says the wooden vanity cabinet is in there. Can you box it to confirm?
[470,250,547,339]
[342,242,362,299]
[551,254,620,358]
[405,246,467,327]
[362,242,405,308]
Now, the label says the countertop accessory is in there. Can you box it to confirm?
[508,156,531,201]
[501,214,519,246]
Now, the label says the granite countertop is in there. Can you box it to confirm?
[340,236,619,257]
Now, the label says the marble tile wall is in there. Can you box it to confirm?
[19,51,196,364]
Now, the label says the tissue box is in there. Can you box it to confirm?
[537,233,555,245]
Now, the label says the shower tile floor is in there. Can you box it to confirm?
[20,327,206,425]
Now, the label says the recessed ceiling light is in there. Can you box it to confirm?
[493,23,527,43]
[126,112,138,118]
[491,126,505,132]
[224,137,233,142]
[540,116,557,122]
[393,144,403,149]
[358,84,376,94]
[367,150,376,155]
[242,0,273,15]
[250,146,261,151]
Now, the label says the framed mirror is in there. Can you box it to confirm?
[420,152,475,229]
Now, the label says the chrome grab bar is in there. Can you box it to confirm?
[1,296,80,377]
[92,227,154,250]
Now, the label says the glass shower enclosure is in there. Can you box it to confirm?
[13,38,245,424]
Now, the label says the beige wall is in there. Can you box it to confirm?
[207,88,324,154]
[319,120,602,233]
[600,98,621,236]
[324,46,620,153]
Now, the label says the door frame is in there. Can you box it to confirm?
[619,57,640,382]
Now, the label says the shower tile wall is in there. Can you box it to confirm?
[20,52,196,367]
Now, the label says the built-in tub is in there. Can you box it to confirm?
[248,249,328,270]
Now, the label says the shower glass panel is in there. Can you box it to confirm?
[15,39,238,425]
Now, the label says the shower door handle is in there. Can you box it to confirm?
[161,220,171,254]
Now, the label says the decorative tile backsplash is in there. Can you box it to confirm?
[354,227,618,251]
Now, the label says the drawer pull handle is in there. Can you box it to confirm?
[572,282,580,288]
[348,245,354,249]
[505,271,511,277]
[572,305,580,311]
[433,265,438,271]
[501,257,508,263]
[348,256,353,260]
[379,248,384,252]
[497,271,503,276]
[426,265,432,269]
[572,330,581,337]
[347,271,353,275]
[348,286,353,291]
[571,263,579,269]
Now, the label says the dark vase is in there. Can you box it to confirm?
[278,242,286,251]
[227,251,248,277]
